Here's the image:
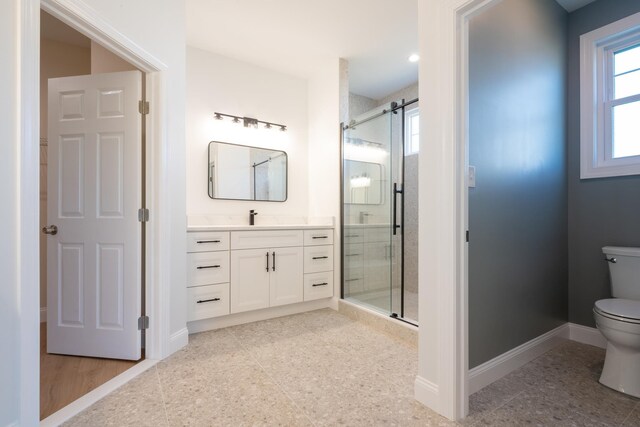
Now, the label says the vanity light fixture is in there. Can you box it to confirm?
[214,112,287,132]
[408,53,420,63]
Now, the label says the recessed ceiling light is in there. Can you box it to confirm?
[408,54,420,63]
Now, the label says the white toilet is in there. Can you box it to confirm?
[594,246,640,398]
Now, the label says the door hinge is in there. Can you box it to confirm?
[138,208,149,222]
[138,100,149,115]
[466,230,470,243]
[138,315,149,330]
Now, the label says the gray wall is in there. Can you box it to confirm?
[469,0,568,368]
[567,0,640,327]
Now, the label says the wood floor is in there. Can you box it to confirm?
[40,323,139,420]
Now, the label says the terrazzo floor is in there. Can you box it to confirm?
[64,309,640,426]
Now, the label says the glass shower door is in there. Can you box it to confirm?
[342,107,393,314]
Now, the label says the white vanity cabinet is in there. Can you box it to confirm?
[186,231,231,322]
[230,246,304,313]
[302,229,334,301]
[187,226,334,324]
[230,229,305,313]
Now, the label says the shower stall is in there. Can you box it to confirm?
[341,98,419,325]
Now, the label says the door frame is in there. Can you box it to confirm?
[19,0,170,423]
[415,0,501,421]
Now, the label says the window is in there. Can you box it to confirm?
[581,12,640,179]
[405,108,419,155]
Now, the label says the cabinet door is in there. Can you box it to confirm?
[269,246,304,307]
[230,249,270,313]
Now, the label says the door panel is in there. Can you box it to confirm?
[59,243,84,326]
[97,244,124,330]
[47,70,142,360]
[270,247,304,307]
[97,132,125,218]
[230,248,270,313]
[59,135,84,217]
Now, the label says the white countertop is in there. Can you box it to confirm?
[187,224,334,232]
[187,215,335,232]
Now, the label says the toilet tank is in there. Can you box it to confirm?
[602,246,640,300]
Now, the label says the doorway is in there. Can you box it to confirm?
[341,98,419,325]
[40,11,144,419]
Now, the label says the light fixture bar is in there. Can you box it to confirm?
[214,112,287,131]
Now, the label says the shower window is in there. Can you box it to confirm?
[405,108,420,155]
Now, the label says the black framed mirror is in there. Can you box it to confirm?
[208,141,288,202]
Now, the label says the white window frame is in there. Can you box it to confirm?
[580,11,640,179]
[405,107,420,155]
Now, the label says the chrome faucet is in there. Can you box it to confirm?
[249,209,258,225]
[359,211,371,224]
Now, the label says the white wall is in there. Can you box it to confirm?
[186,46,309,219]
[3,1,187,424]
[1,1,19,423]
[308,59,341,302]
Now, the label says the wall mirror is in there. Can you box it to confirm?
[343,159,383,205]
[208,141,287,201]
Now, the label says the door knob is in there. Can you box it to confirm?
[42,225,58,235]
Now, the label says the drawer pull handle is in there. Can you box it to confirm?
[196,265,221,270]
[345,254,361,257]
[312,282,328,287]
[345,234,359,238]
[312,256,329,260]
[196,240,221,244]
[312,236,328,239]
[345,278,360,282]
[197,298,221,304]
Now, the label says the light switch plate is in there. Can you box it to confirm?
[468,166,476,188]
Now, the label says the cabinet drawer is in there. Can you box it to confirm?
[187,252,229,287]
[343,228,364,244]
[344,276,364,295]
[231,230,303,250]
[303,229,334,246]
[304,272,333,301]
[187,283,230,321]
[304,245,334,273]
[187,231,230,253]
[343,243,364,268]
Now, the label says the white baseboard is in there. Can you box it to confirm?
[40,307,47,323]
[569,322,606,349]
[186,298,333,334]
[415,375,440,413]
[469,323,569,394]
[169,327,189,355]
[40,359,157,427]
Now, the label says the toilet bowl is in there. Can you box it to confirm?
[594,299,640,397]
[595,246,640,398]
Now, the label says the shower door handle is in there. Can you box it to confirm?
[393,183,403,235]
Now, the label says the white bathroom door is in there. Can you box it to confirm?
[46,71,143,360]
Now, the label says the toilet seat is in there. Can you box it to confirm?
[594,299,640,324]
